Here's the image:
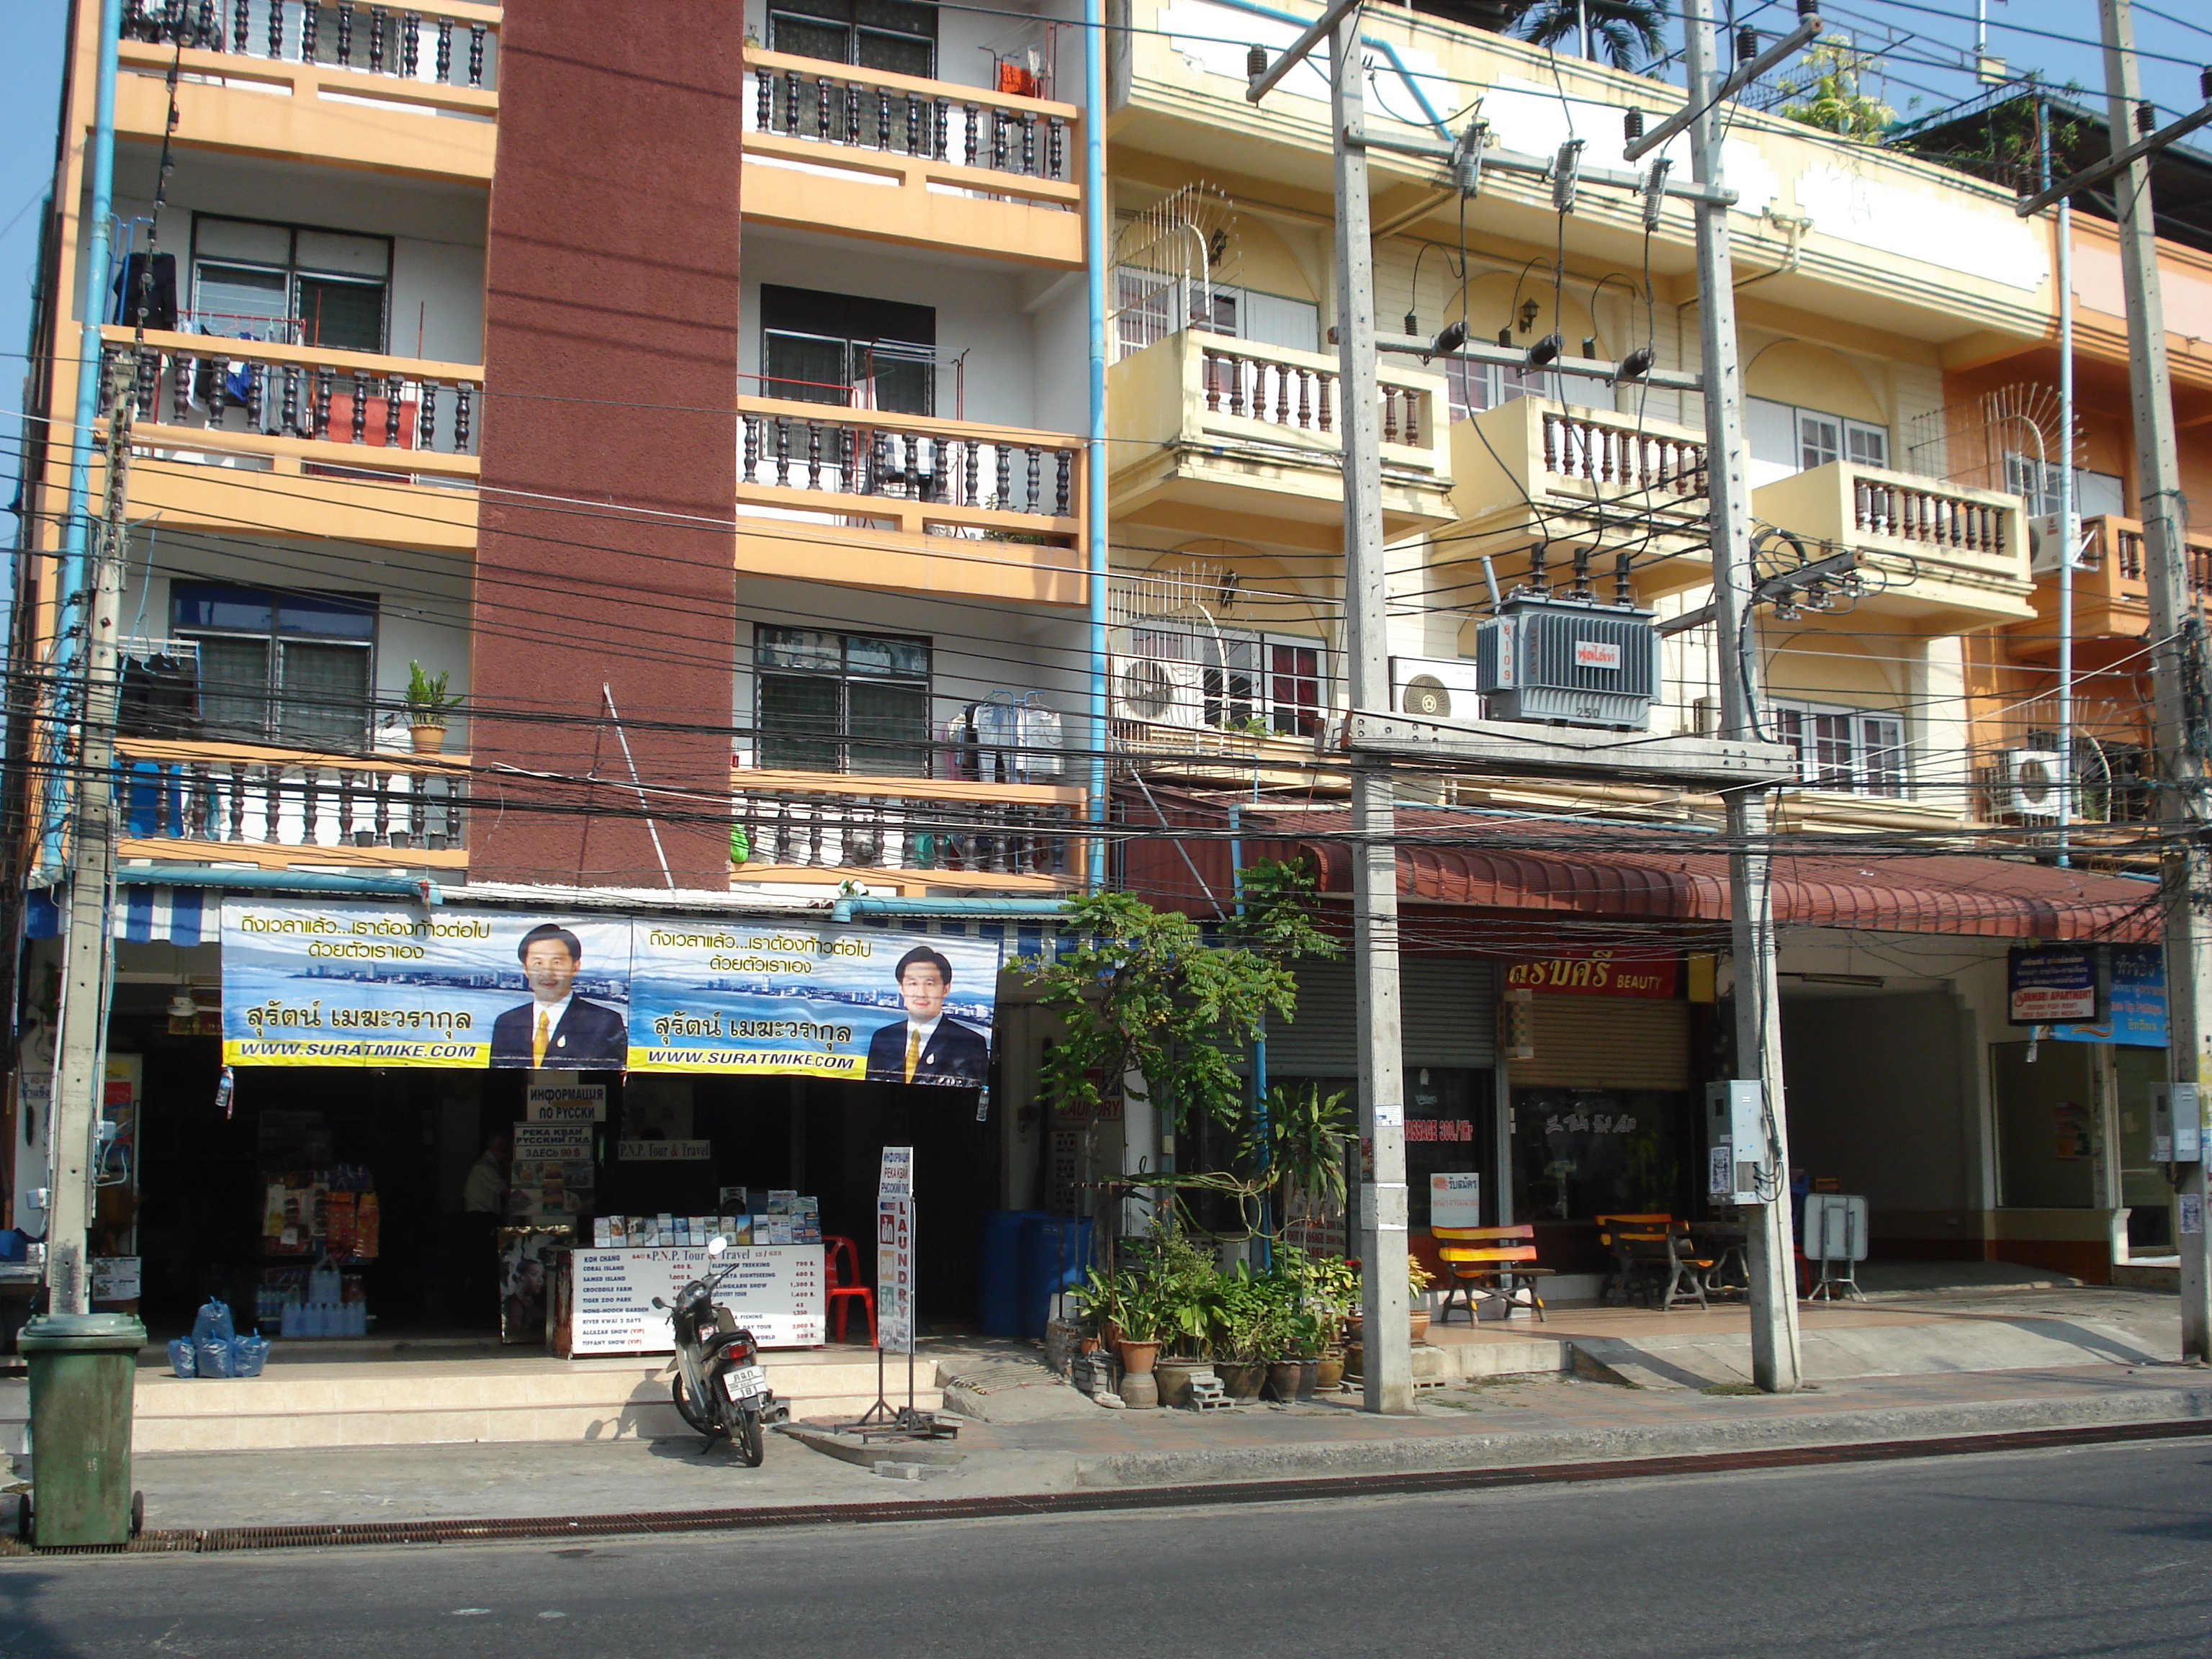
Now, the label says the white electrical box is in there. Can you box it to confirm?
[1707,1079,1769,1205]
[2151,1082,2203,1164]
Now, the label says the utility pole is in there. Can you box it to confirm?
[2098,0,2212,1361]
[1683,0,1802,1390]
[43,351,132,1318]
[1248,0,1412,1413]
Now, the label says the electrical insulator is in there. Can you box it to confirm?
[1496,327,1513,346]
[1247,43,1267,79]
[1642,157,1671,230]
[2136,101,2157,136]
[1624,107,1645,143]
[1552,138,1584,213]
[1797,0,1817,17]
[1527,332,1563,368]
[2202,66,2212,102]
[1738,28,1760,64]
[1618,345,1656,381]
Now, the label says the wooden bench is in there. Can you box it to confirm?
[1604,1218,1717,1312]
[1431,1225,1552,1323]
[1594,1214,1674,1307]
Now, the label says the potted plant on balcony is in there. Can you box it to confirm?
[404,662,461,755]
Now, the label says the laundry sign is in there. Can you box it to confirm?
[2007,945,2100,1026]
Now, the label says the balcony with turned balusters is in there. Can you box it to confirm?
[99,325,480,549]
[1442,395,1714,602]
[1107,330,1455,548]
[111,0,500,181]
[1753,460,2032,629]
[2002,513,2212,670]
[733,390,1087,606]
[729,773,1089,895]
[741,49,1082,268]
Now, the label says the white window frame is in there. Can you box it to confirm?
[1771,700,1909,799]
[1129,624,1327,735]
[1748,396,1890,480]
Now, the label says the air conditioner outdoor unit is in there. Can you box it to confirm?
[1389,655,1485,720]
[1111,652,1204,728]
[1997,748,2065,819]
[1472,595,1660,730]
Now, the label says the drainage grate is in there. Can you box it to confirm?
[12,1416,2212,1557]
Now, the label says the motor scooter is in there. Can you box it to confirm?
[655,1235,788,1465]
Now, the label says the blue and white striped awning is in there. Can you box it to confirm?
[25,884,214,945]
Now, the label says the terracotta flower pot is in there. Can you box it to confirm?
[1315,1352,1346,1392]
[1410,1308,1431,1344]
[409,722,448,755]
[1116,1339,1161,1375]
[1264,1360,1305,1402]
[1154,1359,1211,1407]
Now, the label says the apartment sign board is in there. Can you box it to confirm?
[2008,946,2100,1026]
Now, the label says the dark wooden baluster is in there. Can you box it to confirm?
[349,370,369,441]
[314,367,333,438]
[992,110,1009,171]
[754,65,771,131]
[1203,351,1223,413]
[1273,365,1291,426]
[1047,116,1064,179]
[1317,372,1332,433]
[466,20,484,86]
[246,361,265,431]
[994,444,1011,509]
[842,79,860,145]
[418,380,436,449]
[384,374,402,446]
[400,11,418,76]
[302,0,317,58]
[773,416,790,486]
[1022,112,1037,174]
[1402,389,1419,449]
[934,98,950,160]
[233,0,248,53]
[197,0,217,49]
[906,93,921,156]
[172,352,192,425]
[335,1,351,65]
[228,763,247,841]
[1382,388,1398,444]
[963,439,979,508]
[963,104,980,167]
[436,16,451,81]
[454,382,471,450]
[266,0,284,57]
[815,75,830,140]
[1297,369,1311,428]
[339,770,358,842]
[369,6,385,72]
[877,86,893,150]
[282,364,300,434]
[1025,447,1040,514]
[742,412,759,482]
[1055,451,1072,517]
[806,421,822,490]
[1228,357,1246,418]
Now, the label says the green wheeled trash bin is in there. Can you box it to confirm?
[17,1313,147,1548]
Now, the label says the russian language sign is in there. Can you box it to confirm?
[222,901,1001,1082]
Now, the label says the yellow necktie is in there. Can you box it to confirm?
[904,1026,922,1083]
[534,1010,550,1066]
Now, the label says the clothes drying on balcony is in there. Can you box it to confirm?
[950,692,1062,783]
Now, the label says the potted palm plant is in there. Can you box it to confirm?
[403,661,461,755]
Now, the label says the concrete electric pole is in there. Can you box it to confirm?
[2096,0,2212,1360]
[1681,0,1802,1393]
[1248,0,1413,1413]
[44,352,132,1317]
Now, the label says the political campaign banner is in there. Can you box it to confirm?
[627,922,1000,1083]
[222,900,632,1068]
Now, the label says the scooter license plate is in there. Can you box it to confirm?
[722,1364,768,1401]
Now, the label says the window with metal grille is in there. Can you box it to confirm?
[760,285,935,415]
[1129,624,1326,734]
[189,215,391,350]
[755,626,931,776]
[767,0,936,76]
[171,583,377,750]
[1771,701,1908,798]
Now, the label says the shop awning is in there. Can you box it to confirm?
[1121,796,2165,943]
[25,884,214,945]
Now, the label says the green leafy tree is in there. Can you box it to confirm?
[1508,0,1666,73]
[1777,37,1895,143]
[1022,860,1336,1140]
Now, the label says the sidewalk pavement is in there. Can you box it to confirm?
[89,1285,2212,1534]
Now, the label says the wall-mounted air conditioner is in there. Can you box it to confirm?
[1388,655,1485,720]
[1997,749,2065,819]
[1111,650,1204,727]
[1473,595,1660,730]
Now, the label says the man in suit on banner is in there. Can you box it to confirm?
[491,924,628,1069]
[865,946,989,1086]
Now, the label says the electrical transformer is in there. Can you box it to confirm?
[1472,595,1661,730]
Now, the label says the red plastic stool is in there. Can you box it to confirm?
[824,1233,876,1344]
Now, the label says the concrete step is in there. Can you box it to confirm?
[0,1348,943,1453]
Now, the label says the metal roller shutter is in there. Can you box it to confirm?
[1265,958,1496,1074]
[1513,997,1690,1091]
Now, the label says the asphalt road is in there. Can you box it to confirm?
[1,1438,2208,1657]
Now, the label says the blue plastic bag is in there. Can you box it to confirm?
[194,1335,236,1378]
[192,1299,235,1343]
[229,1331,270,1378]
[166,1336,197,1379]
